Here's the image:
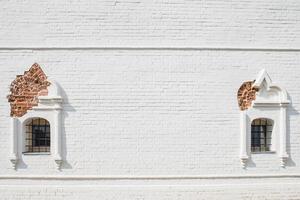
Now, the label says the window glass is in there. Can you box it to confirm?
[251,118,273,152]
[24,118,50,153]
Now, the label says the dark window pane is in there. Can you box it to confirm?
[24,118,50,153]
[251,118,273,152]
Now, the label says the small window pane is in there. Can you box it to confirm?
[24,118,50,153]
[41,118,45,124]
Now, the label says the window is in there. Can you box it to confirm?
[251,118,273,153]
[24,118,50,153]
[8,64,64,169]
[239,69,290,168]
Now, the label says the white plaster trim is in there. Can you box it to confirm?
[9,118,18,170]
[253,69,289,104]
[253,101,287,107]
[1,46,300,52]
[0,174,300,180]
[279,107,288,167]
[240,111,248,168]
[239,69,290,168]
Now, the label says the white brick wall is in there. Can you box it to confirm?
[1,0,300,48]
[0,0,300,199]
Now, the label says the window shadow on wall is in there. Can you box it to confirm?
[57,82,75,170]
[286,93,299,167]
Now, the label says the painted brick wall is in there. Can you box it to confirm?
[0,0,300,199]
[1,0,300,48]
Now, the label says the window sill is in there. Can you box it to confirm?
[251,151,276,154]
[23,152,51,156]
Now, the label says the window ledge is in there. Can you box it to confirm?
[251,151,276,154]
[23,152,51,156]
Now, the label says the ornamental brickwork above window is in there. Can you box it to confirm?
[7,63,51,117]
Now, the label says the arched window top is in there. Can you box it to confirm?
[251,118,274,125]
[23,116,50,125]
[26,117,50,125]
[24,117,50,153]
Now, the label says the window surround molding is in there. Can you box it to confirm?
[9,80,63,170]
[240,69,290,168]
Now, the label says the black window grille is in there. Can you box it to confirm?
[251,118,273,152]
[24,118,50,153]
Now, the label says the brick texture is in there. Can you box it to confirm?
[237,81,258,111]
[0,0,300,199]
[0,50,299,200]
[0,0,300,48]
[7,63,50,117]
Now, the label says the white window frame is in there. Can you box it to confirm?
[240,69,290,168]
[9,80,63,170]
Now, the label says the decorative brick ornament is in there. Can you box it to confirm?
[7,63,51,117]
[237,81,258,111]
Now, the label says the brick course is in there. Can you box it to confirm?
[0,0,300,199]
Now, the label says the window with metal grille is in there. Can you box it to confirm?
[24,118,50,153]
[251,118,273,153]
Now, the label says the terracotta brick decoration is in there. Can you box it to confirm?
[7,63,51,117]
[237,81,259,111]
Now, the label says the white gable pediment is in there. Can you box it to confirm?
[252,69,289,107]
